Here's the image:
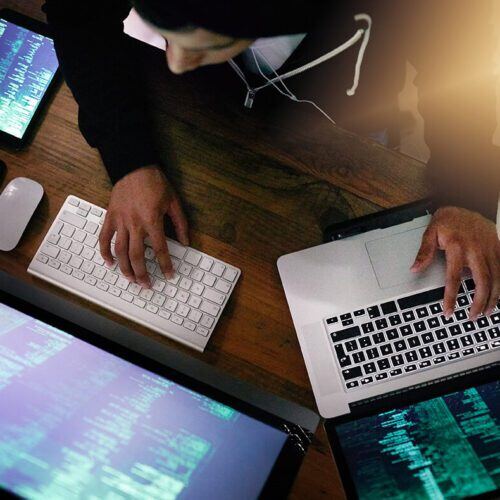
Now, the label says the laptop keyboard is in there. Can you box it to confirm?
[324,280,500,391]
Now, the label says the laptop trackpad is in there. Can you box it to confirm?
[366,226,445,289]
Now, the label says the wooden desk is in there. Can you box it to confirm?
[0,1,428,498]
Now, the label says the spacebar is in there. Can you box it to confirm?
[397,287,445,310]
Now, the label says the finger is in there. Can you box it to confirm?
[443,245,464,317]
[468,253,491,320]
[147,222,174,279]
[114,227,135,281]
[129,229,150,288]
[168,197,189,246]
[484,254,499,315]
[411,224,438,272]
[99,214,115,265]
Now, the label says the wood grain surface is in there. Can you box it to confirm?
[0,1,429,498]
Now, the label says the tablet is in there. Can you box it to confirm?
[0,9,60,149]
[0,272,318,499]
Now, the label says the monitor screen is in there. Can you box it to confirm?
[0,302,288,499]
[335,380,500,499]
[0,18,59,139]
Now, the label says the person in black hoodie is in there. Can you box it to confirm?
[43,0,499,319]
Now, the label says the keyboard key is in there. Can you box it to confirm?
[179,277,193,290]
[200,257,213,271]
[380,301,397,314]
[97,281,109,292]
[202,274,216,287]
[432,342,446,354]
[476,344,489,352]
[60,264,72,275]
[446,339,460,351]
[391,354,404,366]
[419,347,432,358]
[419,360,431,368]
[352,352,365,364]
[188,295,202,309]
[345,340,358,352]
[36,254,49,264]
[361,377,373,385]
[435,328,448,340]
[414,321,426,333]
[176,290,189,303]
[433,356,446,364]
[363,362,376,374]
[200,300,221,317]
[84,275,97,286]
[477,317,489,328]
[340,313,352,322]
[121,291,133,303]
[326,316,338,325]
[375,318,388,330]
[74,229,86,243]
[460,335,473,347]
[188,309,202,323]
[166,240,186,259]
[41,244,60,258]
[377,359,390,370]
[366,347,379,359]
[427,317,439,329]
[447,352,460,360]
[203,288,225,305]
[464,278,475,291]
[200,315,215,329]
[399,325,412,336]
[104,271,118,285]
[394,340,406,352]
[454,309,467,321]
[128,283,141,295]
[330,326,361,343]
[177,304,190,317]
[159,309,171,320]
[421,332,434,344]
[402,311,416,322]
[367,306,380,319]
[361,322,374,334]
[375,373,388,381]
[372,332,385,344]
[109,286,121,297]
[58,251,71,264]
[488,327,499,339]
[457,295,470,307]
[491,313,500,324]
[171,314,183,325]
[359,336,372,348]
[60,210,86,229]
[407,336,421,348]
[404,364,417,372]
[353,309,365,316]
[416,307,429,318]
[342,367,362,381]
[152,279,165,292]
[212,263,225,277]
[398,287,445,310]
[449,324,462,336]
[463,321,475,332]
[196,325,209,336]
[386,329,399,340]
[191,269,205,282]
[462,348,474,356]
[223,268,238,283]
[405,351,418,362]
[388,315,402,326]
[185,250,202,266]
[473,331,487,343]
[152,293,166,307]
[380,344,393,356]
[183,320,196,331]
[389,368,402,376]
[93,267,106,280]
[346,381,359,389]
[430,303,443,315]
[214,278,231,293]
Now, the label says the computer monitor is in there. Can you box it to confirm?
[0,274,317,499]
[325,365,499,499]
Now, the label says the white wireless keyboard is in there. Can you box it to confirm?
[28,196,241,351]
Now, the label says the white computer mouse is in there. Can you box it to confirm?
[0,177,44,251]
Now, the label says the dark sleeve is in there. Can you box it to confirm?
[411,0,499,221]
[43,0,160,184]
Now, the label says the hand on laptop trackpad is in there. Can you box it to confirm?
[366,225,445,289]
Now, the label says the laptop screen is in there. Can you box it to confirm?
[0,301,288,499]
[0,17,59,139]
[334,379,499,499]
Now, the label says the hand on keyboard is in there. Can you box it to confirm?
[411,206,500,320]
[99,165,189,288]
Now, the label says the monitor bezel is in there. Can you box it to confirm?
[0,9,62,150]
[324,363,500,500]
[0,286,311,499]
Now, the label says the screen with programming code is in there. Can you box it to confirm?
[0,302,288,499]
[0,18,58,139]
[336,380,499,499]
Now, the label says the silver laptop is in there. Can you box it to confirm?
[278,204,500,418]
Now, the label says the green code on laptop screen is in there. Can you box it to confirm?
[336,380,499,499]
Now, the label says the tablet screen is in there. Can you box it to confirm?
[0,18,59,139]
[334,379,499,499]
[0,302,288,499]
